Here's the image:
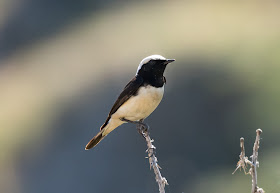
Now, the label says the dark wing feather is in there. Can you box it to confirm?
[100,75,143,130]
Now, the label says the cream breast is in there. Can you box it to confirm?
[112,85,164,121]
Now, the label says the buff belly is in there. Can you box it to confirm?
[102,85,164,135]
[113,85,164,120]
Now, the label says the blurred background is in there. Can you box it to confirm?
[1,0,280,192]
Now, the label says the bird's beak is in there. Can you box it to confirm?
[165,59,175,64]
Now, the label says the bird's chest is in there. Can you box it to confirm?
[133,85,164,112]
[113,85,164,121]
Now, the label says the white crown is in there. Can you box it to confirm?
[136,55,166,75]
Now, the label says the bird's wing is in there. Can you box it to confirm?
[100,75,143,130]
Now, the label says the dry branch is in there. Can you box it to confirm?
[137,123,168,193]
[233,129,265,193]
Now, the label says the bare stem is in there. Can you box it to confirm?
[137,123,168,193]
[233,129,265,193]
[251,129,262,193]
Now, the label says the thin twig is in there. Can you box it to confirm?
[251,129,263,193]
[232,137,249,174]
[233,129,265,193]
[137,123,168,193]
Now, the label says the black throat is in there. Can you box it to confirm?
[137,60,167,87]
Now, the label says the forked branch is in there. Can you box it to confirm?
[233,129,265,193]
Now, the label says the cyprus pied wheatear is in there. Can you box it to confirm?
[85,55,175,150]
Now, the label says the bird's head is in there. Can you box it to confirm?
[136,55,175,78]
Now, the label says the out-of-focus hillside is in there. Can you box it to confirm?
[0,1,280,193]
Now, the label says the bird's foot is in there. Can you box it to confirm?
[120,118,149,138]
[137,123,149,138]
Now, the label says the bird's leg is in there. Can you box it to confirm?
[136,119,149,137]
[120,118,149,138]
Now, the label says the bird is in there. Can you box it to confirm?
[85,55,175,150]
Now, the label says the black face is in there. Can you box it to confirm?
[138,60,168,79]
[137,59,170,87]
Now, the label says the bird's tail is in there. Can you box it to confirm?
[85,130,105,150]
[85,118,123,150]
